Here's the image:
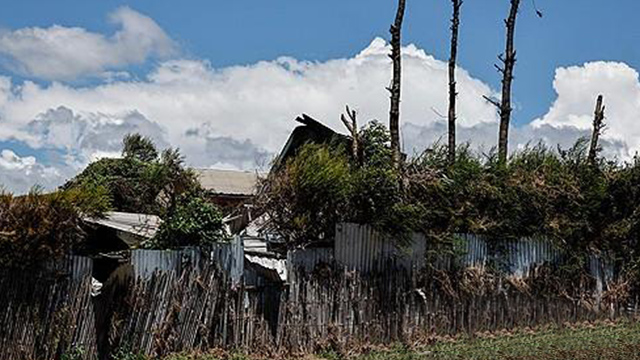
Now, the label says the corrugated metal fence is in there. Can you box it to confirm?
[288,224,427,274]
[454,234,562,277]
[289,225,614,285]
[335,223,426,272]
[131,235,244,285]
[290,224,572,280]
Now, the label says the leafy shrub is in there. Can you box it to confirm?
[150,193,227,249]
[260,143,352,247]
[63,134,201,217]
[64,133,227,249]
[260,121,415,247]
[0,186,109,268]
[260,120,640,272]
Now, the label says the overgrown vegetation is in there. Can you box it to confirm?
[150,321,640,360]
[259,121,412,248]
[0,134,227,266]
[64,133,227,249]
[0,185,110,268]
[150,193,226,248]
[63,134,202,217]
[260,120,640,285]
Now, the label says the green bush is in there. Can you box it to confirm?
[64,133,227,250]
[261,143,352,247]
[63,134,201,217]
[149,193,227,249]
[260,121,414,246]
[261,121,640,271]
[0,186,109,268]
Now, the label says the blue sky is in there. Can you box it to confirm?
[3,0,637,124]
[0,0,639,192]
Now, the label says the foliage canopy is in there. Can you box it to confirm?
[260,121,640,274]
[63,135,201,216]
[64,134,227,249]
[0,185,110,268]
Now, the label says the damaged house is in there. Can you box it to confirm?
[77,113,424,296]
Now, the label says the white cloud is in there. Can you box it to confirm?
[0,149,63,193]
[0,7,176,80]
[532,61,640,160]
[0,38,499,175]
[0,149,35,170]
[23,106,167,169]
[2,36,640,193]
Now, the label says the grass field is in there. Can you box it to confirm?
[320,321,640,360]
[158,321,640,360]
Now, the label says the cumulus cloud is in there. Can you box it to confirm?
[0,7,176,80]
[2,34,640,193]
[0,149,64,193]
[0,149,35,170]
[532,61,640,160]
[403,121,629,160]
[0,38,498,178]
[23,106,167,169]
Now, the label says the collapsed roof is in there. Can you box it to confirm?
[272,114,349,172]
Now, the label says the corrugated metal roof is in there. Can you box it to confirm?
[85,212,162,239]
[196,169,259,196]
[244,238,269,254]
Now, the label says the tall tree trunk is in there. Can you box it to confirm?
[448,0,462,165]
[496,0,520,164]
[588,95,606,166]
[389,0,406,169]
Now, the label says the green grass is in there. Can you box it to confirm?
[347,321,640,360]
[156,321,640,360]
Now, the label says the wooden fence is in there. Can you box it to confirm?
[0,257,96,360]
[100,253,272,358]
[0,237,638,358]
[276,266,633,354]
[96,258,636,357]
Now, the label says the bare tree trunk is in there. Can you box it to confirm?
[485,0,520,164]
[588,95,606,166]
[448,0,462,165]
[389,0,406,169]
[341,105,361,165]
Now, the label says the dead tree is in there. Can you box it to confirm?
[448,0,463,165]
[484,0,521,164]
[341,105,361,165]
[388,0,406,169]
[588,95,606,166]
